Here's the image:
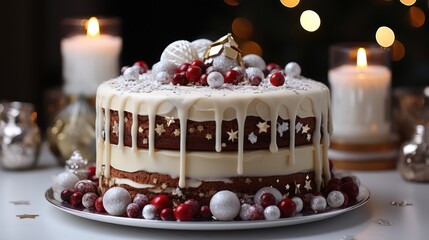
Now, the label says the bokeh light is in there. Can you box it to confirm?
[300,10,321,32]
[224,0,240,6]
[408,6,425,28]
[232,17,253,39]
[392,40,405,61]
[240,40,263,56]
[280,0,300,8]
[400,0,416,6]
[375,26,395,48]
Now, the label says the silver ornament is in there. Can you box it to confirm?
[310,195,327,212]
[239,203,252,220]
[292,196,304,213]
[155,71,171,84]
[103,187,132,216]
[285,62,301,78]
[123,66,140,81]
[209,190,240,221]
[65,150,89,179]
[243,54,266,70]
[207,72,224,89]
[263,205,281,220]
[327,190,345,208]
[142,204,159,220]
[52,172,80,201]
[212,55,240,75]
[254,186,283,205]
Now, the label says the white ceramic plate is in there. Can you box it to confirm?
[45,187,370,231]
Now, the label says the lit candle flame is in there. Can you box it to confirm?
[357,47,367,69]
[87,17,100,37]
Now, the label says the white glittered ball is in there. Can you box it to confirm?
[209,190,240,221]
[263,205,281,220]
[245,67,265,80]
[123,66,140,81]
[160,40,198,65]
[284,62,301,78]
[207,71,224,88]
[254,187,283,205]
[239,203,252,220]
[155,71,171,84]
[292,196,304,213]
[152,60,178,77]
[311,195,327,212]
[212,55,240,75]
[142,204,158,220]
[327,190,345,208]
[52,172,80,201]
[243,54,266,70]
[191,38,213,59]
[103,187,132,216]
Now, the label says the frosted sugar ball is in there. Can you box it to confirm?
[311,195,327,212]
[327,190,345,208]
[292,196,304,213]
[52,172,80,201]
[254,187,283,205]
[142,204,158,220]
[123,66,140,81]
[152,60,178,77]
[245,67,264,80]
[212,55,240,75]
[284,62,301,78]
[243,54,266,70]
[209,190,240,220]
[239,203,252,220]
[263,205,281,220]
[155,71,171,84]
[207,71,224,88]
[103,187,132,216]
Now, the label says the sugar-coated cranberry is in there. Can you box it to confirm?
[74,180,97,195]
[171,72,189,85]
[249,75,262,86]
[191,59,206,72]
[184,199,200,216]
[224,69,242,85]
[174,203,194,221]
[151,195,172,214]
[199,73,208,86]
[199,205,212,220]
[60,189,74,202]
[82,192,98,208]
[70,191,83,207]
[269,71,285,86]
[133,193,149,209]
[341,182,359,201]
[133,60,149,74]
[266,63,282,73]
[186,65,203,83]
[259,192,276,208]
[160,208,175,221]
[87,165,96,180]
[95,196,105,212]
[247,204,264,220]
[126,203,141,218]
[177,63,191,73]
[277,198,296,218]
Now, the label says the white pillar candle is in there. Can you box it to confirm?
[329,48,392,142]
[61,17,122,97]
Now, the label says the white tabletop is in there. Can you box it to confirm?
[1,143,428,240]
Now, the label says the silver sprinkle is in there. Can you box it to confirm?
[376,218,394,226]
[391,200,413,206]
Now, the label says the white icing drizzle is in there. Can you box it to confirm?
[117,96,127,150]
[131,104,139,151]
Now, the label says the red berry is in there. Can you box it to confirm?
[199,73,208,86]
[191,59,206,72]
[341,191,350,208]
[249,75,262,86]
[186,65,203,83]
[328,177,342,186]
[151,195,172,213]
[266,63,282,72]
[95,196,105,212]
[126,203,141,218]
[87,165,96,180]
[177,63,190,73]
[341,182,359,201]
[133,193,149,209]
[171,72,189,85]
[70,191,83,207]
[199,205,212,220]
[60,189,74,202]
[174,203,194,221]
[277,198,296,218]
[133,60,149,73]
[160,208,175,221]
[224,69,242,85]
[259,192,276,208]
[269,71,285,86]
[341,176,354,184]
[184,199,200,216]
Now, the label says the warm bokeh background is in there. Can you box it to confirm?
[3,0,429,131]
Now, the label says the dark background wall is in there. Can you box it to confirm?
[2,0,429,131]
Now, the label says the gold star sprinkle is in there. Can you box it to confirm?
[304,179,312,191]
[189,127,195,133]
[112,121,119,136]
[285,184,290,190]
[173,129,180,137]
[206,133,212,140]
[16,214,39,219]
[295,182,301,194]
[227,129,238,142]
[245,178,252,184]
[10,201,30,205]
[165,116,175,127]
[306,175,310,180]
[138,126,144,133]
[155,124,166,136]
[307,133,312,142]
[197,125,204,132]
[256,121,270,133]
[302,124,310,134]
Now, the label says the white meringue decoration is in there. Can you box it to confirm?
[210,190,240,221]
[191,38,213,59]
[207,71,224,88]
[103,186,132,216]
[254,187,283,205]
[243,54,266,70]
[123,66,140,81]
[52,172,80,202]
[155,71,171,84]
[160,40,198,65]
[285,62,301,78]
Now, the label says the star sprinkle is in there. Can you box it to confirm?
[142,138,148,144]
[173,129,180,137]
[391,200,413,206]
[10,201,30,205]
[227,129,238,142]
[285,184,290,190]
[155,124,166,136]
[124,117,129,123]
[138,126,144,133]
[295,122,303,133]
[164,116,175,127]
[307,134,312,142]
[197,125,204,132]
[189,127,195,133]
[206,133,212,140]
[257,121,270,133]
[294,182,301,194]
[277,122,289,137]
[245,178,252,184]
[112,121,119,136]
[16,214,39,219]
[302,124,310,134]
[248,132,257,144]
[304,179,312,191]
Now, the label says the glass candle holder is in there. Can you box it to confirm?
[328,42,392,143]
[61,17,122,97]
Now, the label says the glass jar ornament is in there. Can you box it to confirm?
[398,124,429,182]
[0,102,41,170]
[47,95,96,165]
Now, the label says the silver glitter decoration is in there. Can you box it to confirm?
[376,218,394,226]
[123,66,140,81]
[292,196,304,213]
[65,150,89,179]
[285,62,301,78]
[327,190,345,208]
[391,200,413,206]
[207,71,224,88]
[310,195,327,212]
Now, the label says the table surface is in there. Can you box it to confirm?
[1,143,428,240]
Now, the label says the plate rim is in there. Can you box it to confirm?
[45,187,370,231]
